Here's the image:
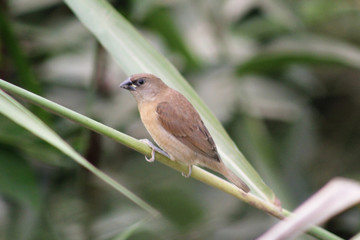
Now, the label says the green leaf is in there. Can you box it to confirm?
[0,151,40,210]
[0,89,157,216]
[64,0,276,203]
[237,35,360,75]
[141,7,201,71]
[110,217,152,240]
[0,117,71,167]
[0,9,50,121]
[142,187,204,229]
[0,11,41,94]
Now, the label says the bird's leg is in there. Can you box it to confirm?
[139,139,170,162]
[181,165,192,178]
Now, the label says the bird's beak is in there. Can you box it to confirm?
[119,78,136,91]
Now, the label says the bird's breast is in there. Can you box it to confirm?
[138,102,196,164]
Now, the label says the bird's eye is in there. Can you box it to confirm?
[137,79,145,85]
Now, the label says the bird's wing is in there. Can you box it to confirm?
[156,95,220,162]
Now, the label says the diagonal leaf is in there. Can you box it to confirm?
[111,217,151,240]
[0,78,340,240]
[64,0,276,202]
[260,178,359,240]
[0,78,283,219]
[0,89,158,216]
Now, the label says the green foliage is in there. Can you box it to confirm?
[0,151,40,210]
[0,0,359,239]
[143,187,204,229]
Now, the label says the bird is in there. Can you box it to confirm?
[119,73,250,193]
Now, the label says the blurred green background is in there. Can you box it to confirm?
[0,0,360,239]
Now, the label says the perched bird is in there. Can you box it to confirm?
[120,73,250,193]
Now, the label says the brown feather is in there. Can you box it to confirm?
[120,73,251,193]
[156,92,220,162]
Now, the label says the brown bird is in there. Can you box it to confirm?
[120,73,250,193]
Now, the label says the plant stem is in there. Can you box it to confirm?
[0,79,342,240]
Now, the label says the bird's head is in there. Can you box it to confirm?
[119,73,167,102]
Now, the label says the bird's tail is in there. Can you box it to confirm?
[220,165,250,193]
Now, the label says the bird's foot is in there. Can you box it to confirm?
[139,139,170,162]
[181,165,192,178]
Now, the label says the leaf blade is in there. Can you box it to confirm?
[0,89,158,216]
[64,0,276,202]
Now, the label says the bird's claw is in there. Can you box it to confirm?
[181,165,192,178]
[139,139,170,163]
[145,147,155,162]
[139,139,156,162]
